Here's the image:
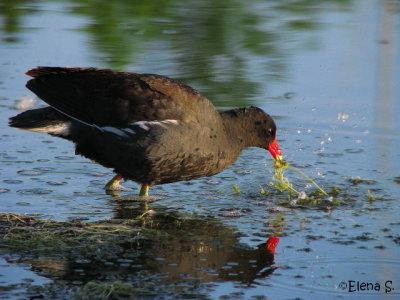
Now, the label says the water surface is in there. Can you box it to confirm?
[0,0,399,299]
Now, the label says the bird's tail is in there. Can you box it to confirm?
[9,107,71,137]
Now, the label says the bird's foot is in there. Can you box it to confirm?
[104,175,131,191]
[136,209,155,219]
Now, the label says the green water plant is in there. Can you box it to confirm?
[270,157,330,201]
[232,184,241,193]
[270,159,298,196]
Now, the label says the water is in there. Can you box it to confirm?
[1,0,399,299]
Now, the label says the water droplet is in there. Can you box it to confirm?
[337,113,349,121]
[297,191,307,200]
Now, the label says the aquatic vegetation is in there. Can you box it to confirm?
[232,184,241,193]
[259,185,269,196]
[0,212,277,299]
[348,177,376,186]
[74,280,159,299]
[267,158,335,206]
[271,159,298,196]
[366,190,384,202]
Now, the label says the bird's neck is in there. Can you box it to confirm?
[219,110,254,150]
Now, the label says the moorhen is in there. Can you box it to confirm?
[9,67,283,196]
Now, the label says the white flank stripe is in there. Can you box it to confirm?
[101,126,128,137]
[123,128,136,135]
[133,121,150,130]
[131,119,179,131]
[101,120,178,137]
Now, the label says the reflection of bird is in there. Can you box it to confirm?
[9,67,283,195]
[112,204,281,285]
[216,237,280,283]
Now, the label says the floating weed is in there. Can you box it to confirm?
[268,158,333,206]
[349,177,376,186]
[232,184,241,193]
[74,280,158,300]
[366,190,384,202]
[367,190,375,202]
[270,160,298,196]
[259,185,269,196]
[287,164,328,197]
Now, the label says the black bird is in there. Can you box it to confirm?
[9,67,283,196]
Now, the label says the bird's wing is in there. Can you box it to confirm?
[25,67,218,127]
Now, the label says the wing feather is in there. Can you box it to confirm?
[25,67,218,127]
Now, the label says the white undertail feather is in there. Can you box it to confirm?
[21,121,71,137]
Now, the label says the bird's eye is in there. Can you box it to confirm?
[267,128,273,135]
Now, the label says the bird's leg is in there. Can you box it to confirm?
[104,175,130,191]
[135,184,152,218]
[139,184,150,197]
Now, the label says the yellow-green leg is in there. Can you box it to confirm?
[104,175,130,191]
[139,184,150,197]
[136,184,152,218]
